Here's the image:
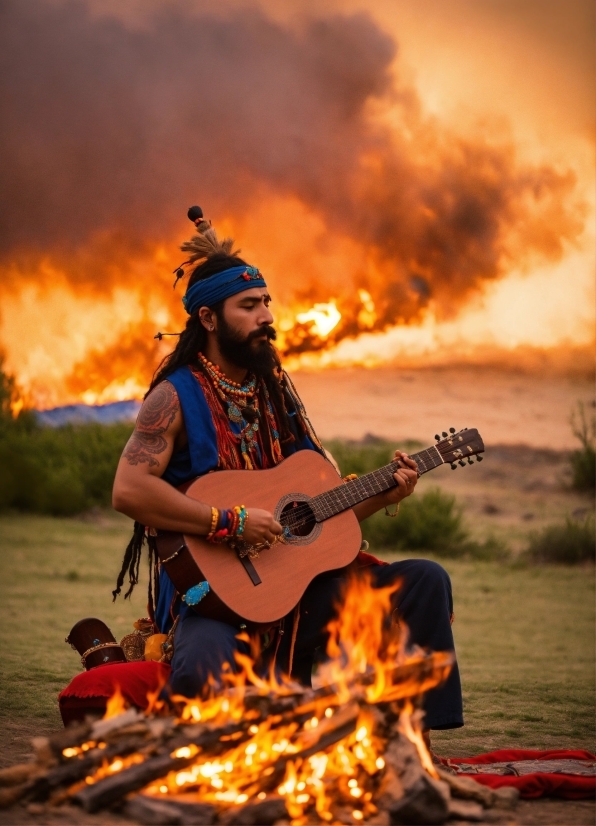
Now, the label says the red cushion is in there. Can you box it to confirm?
[58,661,171,726]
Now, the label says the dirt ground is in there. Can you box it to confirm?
[293,365,594,450]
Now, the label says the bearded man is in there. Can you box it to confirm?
[112,208,463,735]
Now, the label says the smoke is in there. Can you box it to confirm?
[0,0,587,368]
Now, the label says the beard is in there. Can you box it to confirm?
[215,316,279,375]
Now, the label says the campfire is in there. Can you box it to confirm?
[0,576,515,824]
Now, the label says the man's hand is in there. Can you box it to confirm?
[243,509,283,545]
[384,450,419,505]
[351,449,419,523]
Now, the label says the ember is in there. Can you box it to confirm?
[0,576,515,823]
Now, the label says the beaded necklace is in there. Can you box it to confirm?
[197,353,261,467]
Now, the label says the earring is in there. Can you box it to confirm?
[208,324,214,331]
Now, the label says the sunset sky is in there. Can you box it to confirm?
[0,0,593,407]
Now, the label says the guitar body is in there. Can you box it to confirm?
[183,451,362,623]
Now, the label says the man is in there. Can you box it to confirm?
[112,209,463,734]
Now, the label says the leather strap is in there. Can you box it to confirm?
[239,553,262,586]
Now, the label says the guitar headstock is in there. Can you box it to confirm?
[434,428,485,469]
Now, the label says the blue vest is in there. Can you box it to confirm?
[154,366,321,632]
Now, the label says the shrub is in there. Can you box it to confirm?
[324,436,419,478]
[361,486,471,557]
[0,419,133,515]
[525,515,595,565]
[569,402,595,493]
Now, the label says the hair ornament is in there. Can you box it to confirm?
[180,205,240,265]
[154,331,182,341]
[172,260,191,289]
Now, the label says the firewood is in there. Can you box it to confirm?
[0,784,28,809]
[386,773,450,825]
[255,703,360,793]
[375,765,405,810]
[123,797,176,825]
[0,763,41,787]
[26,736,152,802]
[90,708,146,740]
[73,752,197,813]
[435,766,495,807]
[492,786,520,809]
[447,797,485,821]
[48,721,92,756]
[219,795,287,825]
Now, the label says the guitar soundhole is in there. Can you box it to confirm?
[275,493,322,545]
[280,500,316,537]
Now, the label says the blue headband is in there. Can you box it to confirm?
[182,266,267,316]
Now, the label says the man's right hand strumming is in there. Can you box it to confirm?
[243,509,282,546]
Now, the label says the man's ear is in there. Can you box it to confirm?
[198,307,216,331]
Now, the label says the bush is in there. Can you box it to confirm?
[0,420,133,515]
[525,515,595,565]
[361,486,471,557]
[569,402,595,493]
[325,436,421,478]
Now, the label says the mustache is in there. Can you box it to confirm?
[246,325,277,344]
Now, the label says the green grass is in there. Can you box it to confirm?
[0,514,594,766]
[0,512,142,749]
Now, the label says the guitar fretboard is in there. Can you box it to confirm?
[311,445,444,522]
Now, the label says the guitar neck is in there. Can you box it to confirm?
[311,445,444,522]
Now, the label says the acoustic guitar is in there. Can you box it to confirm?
[156,428,484,624]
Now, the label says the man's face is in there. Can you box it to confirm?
[215,287,278,373]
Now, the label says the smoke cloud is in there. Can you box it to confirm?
[0,0,586,359]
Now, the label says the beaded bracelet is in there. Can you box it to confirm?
[233,505,248,538]
[205,505,249,543]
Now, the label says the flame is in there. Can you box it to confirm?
[0,2,593,406]
[62,574,446,822]
[103,686,128,719]
[296,302,342,339]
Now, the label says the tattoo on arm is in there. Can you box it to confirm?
[123,382,179,467]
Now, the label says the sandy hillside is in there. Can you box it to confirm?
[292,366,594,450]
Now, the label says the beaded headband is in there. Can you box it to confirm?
[182,266,267,316]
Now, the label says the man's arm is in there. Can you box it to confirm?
[112,381,214,533]
[112,380,282,543]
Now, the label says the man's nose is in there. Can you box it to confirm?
[258,305,274,325]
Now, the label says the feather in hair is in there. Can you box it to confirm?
[180,219,240,264]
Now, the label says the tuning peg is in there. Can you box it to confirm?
[442,431,448,438]
[467,457,474,464]
[450,463,457,470]
[476,455,483,462]
[449,427,455,434]
[435,434,440,442]
[458,460,465,467]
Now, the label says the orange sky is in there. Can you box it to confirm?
[0,0,593,407]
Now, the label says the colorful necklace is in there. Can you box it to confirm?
[197,352,261,464]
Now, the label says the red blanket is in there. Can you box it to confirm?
[440,749,596,800]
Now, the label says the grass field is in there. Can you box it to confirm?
[0,511,593,769]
